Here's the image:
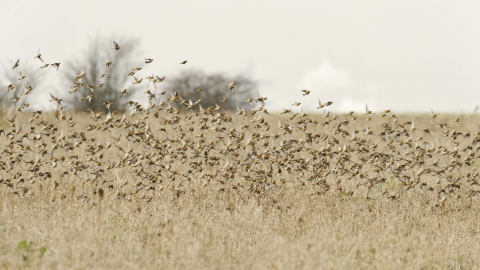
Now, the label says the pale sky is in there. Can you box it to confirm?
[1,0,480,113]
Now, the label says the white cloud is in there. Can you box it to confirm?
[297,61,350,95]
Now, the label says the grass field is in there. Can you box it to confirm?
[1,105,480,269]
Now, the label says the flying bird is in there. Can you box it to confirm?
[106,62,112,69]
[180,60,187,64]
[12,59,19,69]
[51,63,61,70]
[228,82,236,92]
[113,41,120,50]
[34,48,44,62]
[145,58,153,63]
[301,90,310,96]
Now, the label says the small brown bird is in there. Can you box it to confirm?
[12,59,19,69]
[51,63,61,70]
[120,88,127,97]
[145,58,153,64]
[196,88,202,93]
[180,60,187,64]
[18,72,26,80]
[301,90,310,96]
[98,74,105,78]
[228,82,236,92]
[103,101,114,110]
[34,48,44,62]
[221,97,228,102]
[106,62,112,69]
[86,94,93,103]
[7,84,14,91]
[113,41,120,50]
[292,102,301,106]
[40,64,49,69]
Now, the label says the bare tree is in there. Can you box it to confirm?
[164,69,257,111]
[58,35,144,112]
[0,60,45,112]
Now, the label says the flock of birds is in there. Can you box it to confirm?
[2,41,480,205]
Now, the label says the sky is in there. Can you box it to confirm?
[1,0,480,113]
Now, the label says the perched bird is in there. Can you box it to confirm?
[106,62,112,69]
[12,59,19,69]
[301,90,310,96]
[180,60,187,64]
[228,82,236,92]
[145,58,153,64]
[113,41,121,50]
[34,48,44,62]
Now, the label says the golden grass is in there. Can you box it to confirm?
[1,109,480,269]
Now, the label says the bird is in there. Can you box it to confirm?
[292,102,301,106]
[51,63,61,70]
[12,59,19,69]
[34,48,44,62]
[40,64,49,69]
[365,104,373,115]
[113,41,120,50]
[18,72,26,80]
[106,62,112,69]
[145,58,153,64]
[98,74,105,78]
[120,88,128,97]
[301,90,310,96]
[317,99,325,109]
[86,94,93,103]
[180,60,187,64]
[228,82,236,92]
[133,76,143,85]
[103,101,114,110]
[196,88,202,93]
[7,84,14,91]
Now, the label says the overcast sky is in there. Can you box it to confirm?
[1,0,480,113]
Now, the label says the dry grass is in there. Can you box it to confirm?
[1,110,480,269]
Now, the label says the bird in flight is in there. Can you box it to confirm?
[180,60,187,64]
[51,63,61,71]
[145,58,153,64]
[12,59,19,69]
[106,62,112,69]
[301,90,310,96]
[34,48,44,62]
[113,41,120,50]
[228,82,236,92]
